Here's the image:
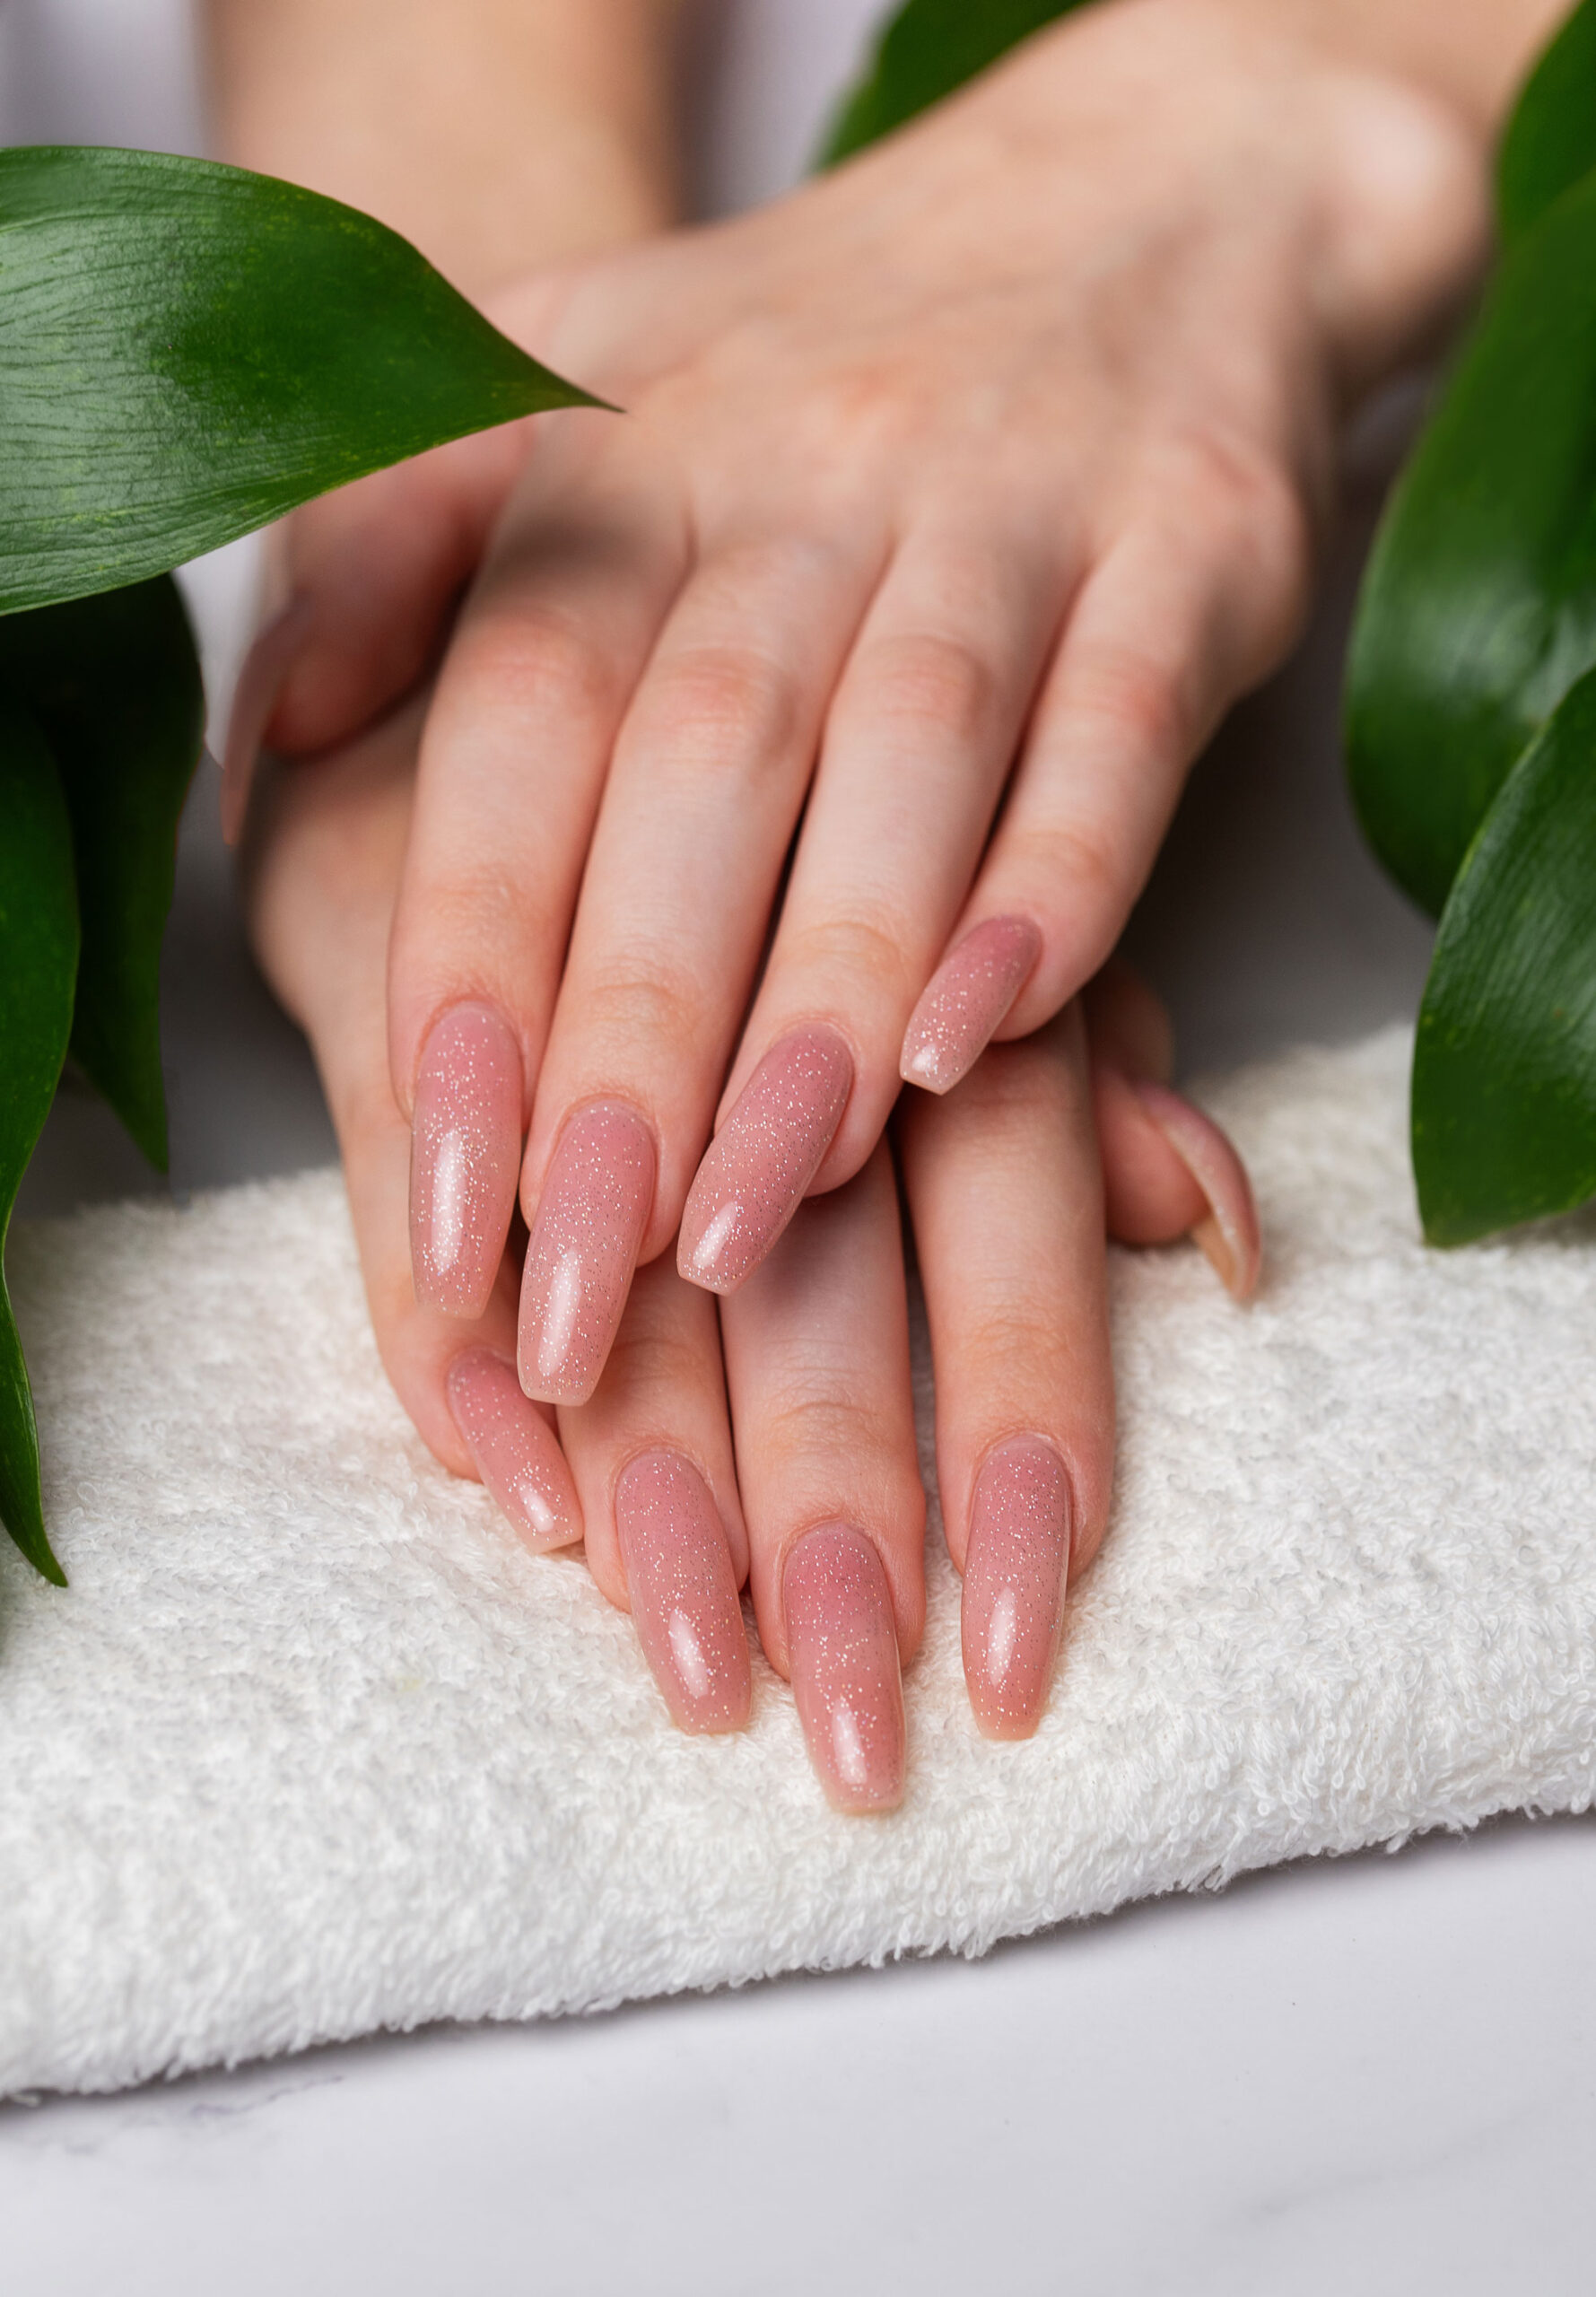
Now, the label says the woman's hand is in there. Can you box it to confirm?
[247,686,1255,1804]
[247,0,1486,1409]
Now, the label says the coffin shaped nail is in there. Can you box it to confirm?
[783,1522,904,1812]
[900,916,1042,1096]
[447,1348,581,1551]
[678,1026,852,1294]
[615,1450,751,1734]
[518,1103,655,1403]
[410,1002,524,1317]
[961,1437,1069,1739]
[1132,1079,1261,1300]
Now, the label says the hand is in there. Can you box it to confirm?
[246,0,1480,1411]
[244,694,1256,1805]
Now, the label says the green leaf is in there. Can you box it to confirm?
[0,705,80,1583]
[1497,0,1596,244]
[819,0,1095,167]
[1345,167,1596,917]
[0,146,600,616]
[1413,665,1596,1245]
[0,579,203,1168]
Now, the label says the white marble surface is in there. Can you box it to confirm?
[4,4,1593,2289]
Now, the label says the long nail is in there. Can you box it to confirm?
[782,1523,904,1813]
[518,1103,655,1403]
[1131,1079,1261,1300]
[899,916,1042,1096]
[961,1437,1069,1740]
[615,1450,751,1734]
[220,594,316,845]
[447,1348,581,1551]
[678,1026,852,1294]
[410,1002,524,1317]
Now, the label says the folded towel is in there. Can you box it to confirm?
[2,1027,1592,2098]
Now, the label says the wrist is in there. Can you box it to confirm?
[205,0,686,294]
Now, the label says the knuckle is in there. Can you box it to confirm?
[1066,642,1191,767]
[639,643,801,776]
[576,958,704,1054]
[852,629,999,747]
[1025,816,1133,923]
[1171,424,1313,608]
[454,603,620,729]
[781,908,918,1003]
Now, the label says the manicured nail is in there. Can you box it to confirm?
[782,1523,904,1813]
[900,915,1042,1095]
[678,1026,852,1294]
[410,1002,524,1317]
[1132,1079,1261,1300]
[220,594,316,845]
[961,1437,1069,1740]
[615,1450,751,1734]
[518,1103,656,1403]
[447,1348,581,1551]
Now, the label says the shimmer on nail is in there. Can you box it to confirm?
[518,1103,655,1404]
[962,1437,1069,1739]
[615,1451,750,1734]
[677,1026,852,1295]
[447,1348,580,1552]
[409,1003,524,1318]
[782,1522,904,1813]
[900,915,1042,1096]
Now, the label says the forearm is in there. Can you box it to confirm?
[203,0,688,294]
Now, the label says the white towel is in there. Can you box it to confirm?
[3,1027,1592,2098]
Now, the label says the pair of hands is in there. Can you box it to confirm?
[237,0,1485,1806]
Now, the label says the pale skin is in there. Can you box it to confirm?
[209,0,1559,1805]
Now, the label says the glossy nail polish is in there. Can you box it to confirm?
[962,1437,1069,1739]
[900,916,1042,1095]
[678,1026,852,1294]
[410,1002,524,1317]
[447,1348,581,1551]
[782,1523,904,1812]
[1132,1079,1262,1300]
[518,1103,655,1403]
[219,594,317,845]
[615,1451,751,1734]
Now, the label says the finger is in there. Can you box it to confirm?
[262,423,534,759]
[897,1006,1112,1740]
[389,422,689,1335]
[678,525,1069,1293]
[556,1254,751,1734]
[902,459,1310,1091]
[1083,961,1262,1297]
[244,703,580,1552]
[517,522,877,1392]
[720,1144,923,1812]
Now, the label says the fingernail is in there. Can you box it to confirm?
[782,1523,904,1813]
[678,1026,852,1294]
[220,594,316,845]
[900,916,1042,1095]
[447,1347,581,1551]
[962,1437,1069,1740]
[518,1103,656,1403]
[1132,1079,1261,1300]
[615,1450,751,1734]
[410,1002,524,1317]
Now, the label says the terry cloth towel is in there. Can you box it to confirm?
[2,1027,1593,2098]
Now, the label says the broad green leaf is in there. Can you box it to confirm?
[1346,169,1596,917]
[0,146,599,615]
[1497,0,1596,244]
[0,579,203,1168]
[1413,666,1596,1244]
[820,0,1095,167]
[0,706,80,1584]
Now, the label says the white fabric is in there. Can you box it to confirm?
[3,1027,1592,2099]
